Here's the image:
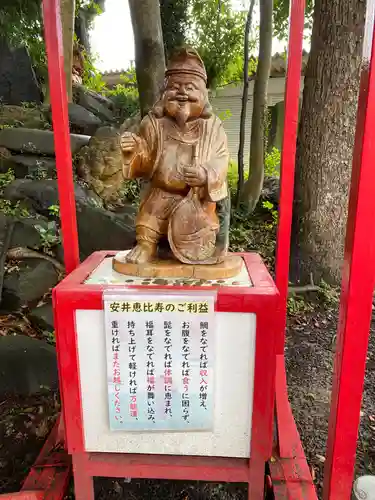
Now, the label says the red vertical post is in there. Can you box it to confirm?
[323,3,375,498]
[274,0,305,354]
[42,0,80,274]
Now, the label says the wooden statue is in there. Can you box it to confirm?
[113,48,241,279]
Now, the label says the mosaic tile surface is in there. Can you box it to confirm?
[85,254,253,287]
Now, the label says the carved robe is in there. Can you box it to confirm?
[123,113,229,249]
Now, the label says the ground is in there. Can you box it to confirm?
[0,212,374,499]
[286,302,375,497]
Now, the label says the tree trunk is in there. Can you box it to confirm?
[129,0,166,117]
[236,0,256,209]
[240,0,273,212]
[291,0,366,285]
[75,9,91,54]
[60,0,75,102]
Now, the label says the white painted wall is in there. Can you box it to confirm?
[210,77,305,162]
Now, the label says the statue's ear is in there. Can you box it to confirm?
[201,101,213,119]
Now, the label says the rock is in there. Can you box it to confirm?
[29,302,54,332]
[0,215,15,303]
[353,476,375,500]
[76,202,136,260]
[77,126,124,204]
[10,217,49,250]
[261,176,280,205]
[73,83,115,110]
[1,259,58,311]
[7,155,56,179]
[2,179,136,260]
[0,105,47,129]
[4,179,102,216]
[0,39,42,105]
[74,84,115,123]
[66,103,102,135]
[0,147,15,173]
[0,128,90,155]
[0,336,57,396]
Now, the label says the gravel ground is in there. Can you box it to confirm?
[285,303,375,498]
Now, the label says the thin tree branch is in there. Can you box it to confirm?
[236,0,256,208]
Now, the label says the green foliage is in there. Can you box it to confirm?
[229,208,276,269]
[261,200,278,227]
[227,147,280,199]
[80,52,140,121]
[0,199,30,218]
[118,179,141,205]
[160,0,190,58]
[81,50,107,93]
[227,159,248,199]
[106,71,140,121]
[43,330,56,345]
[0,169,15,191]
[76,0,103,17]
[217,109,232,122]
[287,295,314,315]
[0,0,47,85]
[35,222,61,250]
[189,0,247,88]
[48,205,60,217]
[318,280,340,308]
[0,169,30,218]
[0,0,103,96]
[264,146,281,177]
[273,0,314,39]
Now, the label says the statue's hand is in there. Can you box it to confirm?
[183,165,207,187]
[120,132,142,159]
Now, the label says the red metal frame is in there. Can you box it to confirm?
[2,0,375,497]
[53,251,279,499]
[0,416,70,500]
[270,0,317,497]
[275,0,305,354]
[42,0,80,274]
[323,3,375,498]
[270,356,316,498]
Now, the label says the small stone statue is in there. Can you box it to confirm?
[77,126,124,207]
[115,48,239,278]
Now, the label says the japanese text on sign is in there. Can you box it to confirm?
[108,301,209,314]
[104,293,215,431]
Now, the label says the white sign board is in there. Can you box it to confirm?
[103,291,215,432]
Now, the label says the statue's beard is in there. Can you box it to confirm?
[175,106,191,128]
[165,99,204,128]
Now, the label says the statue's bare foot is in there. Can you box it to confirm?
[126,242,156,264]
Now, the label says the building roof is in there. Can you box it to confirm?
[266,51,309,78]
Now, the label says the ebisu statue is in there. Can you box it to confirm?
[113,47,241,279]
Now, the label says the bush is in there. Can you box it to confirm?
[227,147,281,200]
[81,56,140,122]
[264,147,281,178]
[106,73,140,122]
[227,160,248,199]
[81,50,107,93]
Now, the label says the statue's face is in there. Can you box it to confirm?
[163,74,207,127]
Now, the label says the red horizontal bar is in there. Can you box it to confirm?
[85,453,251,482]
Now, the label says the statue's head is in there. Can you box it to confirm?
[153,47,212,127]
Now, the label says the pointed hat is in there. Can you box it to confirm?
[165,47,207,83]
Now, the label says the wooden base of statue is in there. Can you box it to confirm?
[112,251,243,280]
